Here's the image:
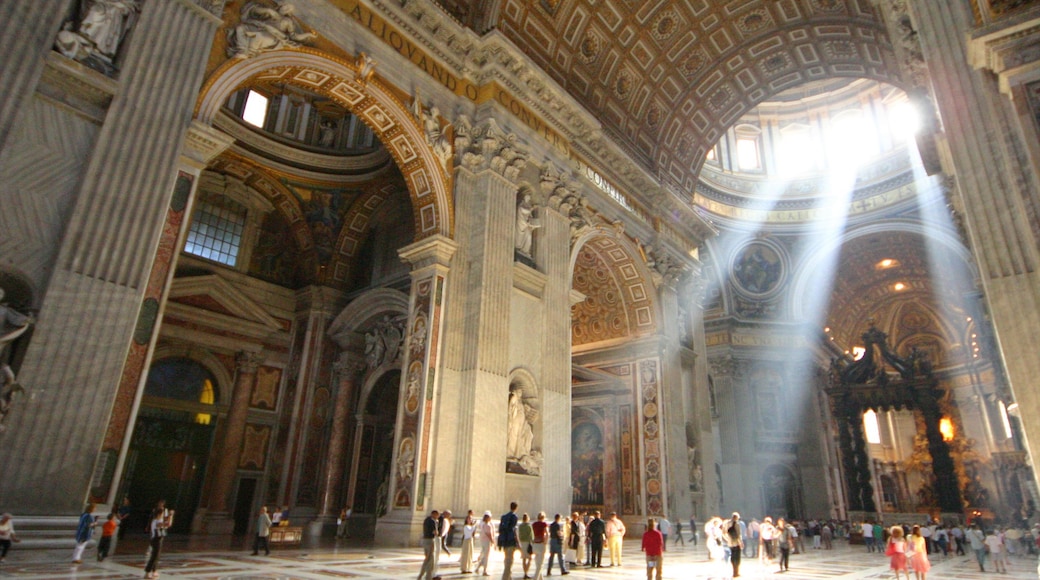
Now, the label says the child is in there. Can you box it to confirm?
[887,525,910,580]
[97,512,118,562]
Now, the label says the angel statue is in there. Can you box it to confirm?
[227,2,317,59]
[0,288,34,431]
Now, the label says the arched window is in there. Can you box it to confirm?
[734,124,763,171]
[144,358,220,424]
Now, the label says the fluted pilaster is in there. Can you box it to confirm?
[0,1,67,149]
[911,0,1040,479]
[0,0,227,514]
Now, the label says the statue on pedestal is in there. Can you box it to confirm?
[55,0,141,75]
[514,192,540,258]
[227,2,316,59]
[506,387,542,475]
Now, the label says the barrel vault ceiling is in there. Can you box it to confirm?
[434,0,901,191]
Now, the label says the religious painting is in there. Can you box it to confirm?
[731,241,784,296]
[572,421,604,507]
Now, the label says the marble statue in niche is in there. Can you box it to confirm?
[506,386,542,475]
[55,0,141,75]
[0,288,34,431]
[226,2,316,59]
[514,192,540,258]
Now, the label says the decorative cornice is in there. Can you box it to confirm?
[182,120,236,169]
[214,111,394,174]
[454,116,528,181]
[178,0,226,23]
[366,0,706,240]
[398,234,458,270]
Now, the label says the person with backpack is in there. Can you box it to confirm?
[499,502,520,579]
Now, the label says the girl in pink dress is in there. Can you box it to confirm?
[909,525,931,580]
[886,526,910,580]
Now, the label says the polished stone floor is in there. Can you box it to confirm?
[2,536,1038,579]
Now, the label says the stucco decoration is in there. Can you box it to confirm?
[55,0,141,75]
[226,2,316,59]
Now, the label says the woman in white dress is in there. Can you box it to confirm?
[460,512,476,574]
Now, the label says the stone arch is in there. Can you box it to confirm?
[149,344,236,405]
[329,289,409,342]
[328,184,408,285]
[570,230,661,345]
[787,221,976,320]
[196,49,453,241]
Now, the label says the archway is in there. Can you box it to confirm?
[761,464,801,520]
[351,369,401,535]
[569,232,662,517]
[121,357,222,534]
[196,50,453,242]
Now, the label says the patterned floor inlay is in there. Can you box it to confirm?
[1,541,1037,579]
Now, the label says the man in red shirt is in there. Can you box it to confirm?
[642,518,664,580]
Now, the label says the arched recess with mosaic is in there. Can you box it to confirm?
[195,49,453,243]
[569,232,660,346]
[569,230,673,518]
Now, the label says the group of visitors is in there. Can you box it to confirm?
[701,513,803,575]
[419,502,642,580]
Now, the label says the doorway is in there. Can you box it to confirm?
[351,370,400,534]
[121,358,219,534]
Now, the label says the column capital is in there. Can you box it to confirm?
[453,116,528,182]
[236,350,264,373]
[333,354,366,380]
[181,121,235,170]
[398,235,458,271]
[708,355,742,379]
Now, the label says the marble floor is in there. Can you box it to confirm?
[1,537,1037,579]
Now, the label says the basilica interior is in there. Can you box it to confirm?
[2,0,1040,545]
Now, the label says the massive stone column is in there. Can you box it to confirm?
[315,355,365,521]
[537,192,574,514]
[435,117,523,514]
[96,122,234,507]
[910,0,1040,480]
[205,350,263,532]
[0,1,67,150]
[0,0,225,514]
[380,235,456,544]
[657,276,695,521]
[285,286,342,515]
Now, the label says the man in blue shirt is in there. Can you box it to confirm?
[499,502,519,579]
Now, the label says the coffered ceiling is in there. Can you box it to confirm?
[435,0,901,191]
